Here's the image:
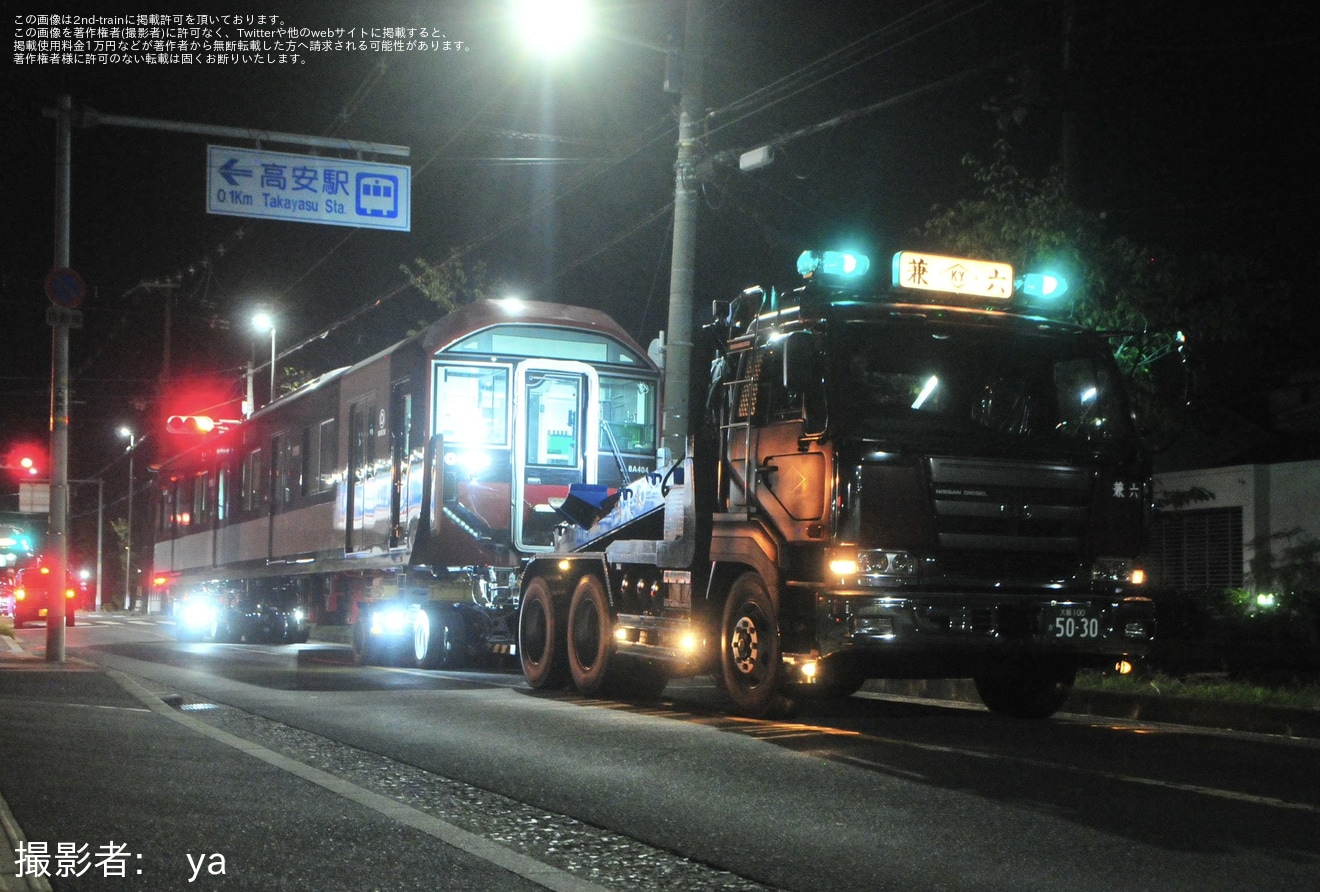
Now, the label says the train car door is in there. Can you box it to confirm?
[389,380,413,549]
[347,399,389,555]
[512,360,599,552]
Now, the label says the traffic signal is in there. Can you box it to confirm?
[3,443,45,479]
[166,415,218,435]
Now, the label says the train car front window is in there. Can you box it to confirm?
[433,363,510,446]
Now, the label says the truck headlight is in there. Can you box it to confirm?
[830,549,918,583]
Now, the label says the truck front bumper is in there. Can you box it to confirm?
[809,589,1156,676]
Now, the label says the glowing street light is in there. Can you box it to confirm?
[511,0,590,58]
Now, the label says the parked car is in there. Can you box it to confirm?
[0,574,15,618]
[11,564,77,628]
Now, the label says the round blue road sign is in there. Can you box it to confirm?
[45,267,86,308]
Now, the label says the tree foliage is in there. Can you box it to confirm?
[400,252,494,315]
[918,142,1290,447]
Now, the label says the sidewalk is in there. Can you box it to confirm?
[0,641,596,892]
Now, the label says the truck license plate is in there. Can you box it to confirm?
[1045,604,1101,640]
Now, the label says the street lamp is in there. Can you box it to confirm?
[253,310,276,406]
[118,426,136,612]
[511,0,590,57]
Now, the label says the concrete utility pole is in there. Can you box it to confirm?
[45,95,75,662]
[660,0,706,462]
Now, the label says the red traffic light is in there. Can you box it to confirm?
[3,444,45,478]
[166,415,218,435]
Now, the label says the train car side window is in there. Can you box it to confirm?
[271,433,301,506]
[242,447,266,512]
[301,418,339,495]
[319,418,338,491]
[192,470,211,526]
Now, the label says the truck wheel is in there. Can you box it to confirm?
[721,572,789,718]
[974,663,1075,719]
[567,575,615,696]
[66,612,75,627]
[520,576,567,688]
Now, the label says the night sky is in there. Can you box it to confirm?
[4,0,1319,552]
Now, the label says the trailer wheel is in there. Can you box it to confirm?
[351,620,377,666]
[415,606,466,670]
[974,662,1075,719]
[519,576,567,688]
[721,572,789,717]
[567,575,615,696]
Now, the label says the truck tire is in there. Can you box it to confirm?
[415,606,466,670]
[974,662,1075,719]
[520,576,568,688]
[720,572,790,718]
[567,575,615,696]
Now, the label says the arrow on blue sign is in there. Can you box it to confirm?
[218,157,253,186]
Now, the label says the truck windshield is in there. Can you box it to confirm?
[831,317,1137,457]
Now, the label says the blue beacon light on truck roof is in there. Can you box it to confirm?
[797,250,871,279]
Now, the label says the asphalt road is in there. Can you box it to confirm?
[5,615,1320,891]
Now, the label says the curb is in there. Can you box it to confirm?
[0,792,52,892]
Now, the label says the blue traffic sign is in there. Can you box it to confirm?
[206,146,411,232]
[45,267,86,308]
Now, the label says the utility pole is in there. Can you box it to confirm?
[660,0,705,462]
[45,95,76,663]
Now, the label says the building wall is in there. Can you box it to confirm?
[1152,459,1320,590]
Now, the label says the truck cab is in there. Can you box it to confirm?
[520,248,1156,719]
[711,254,1154,714]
